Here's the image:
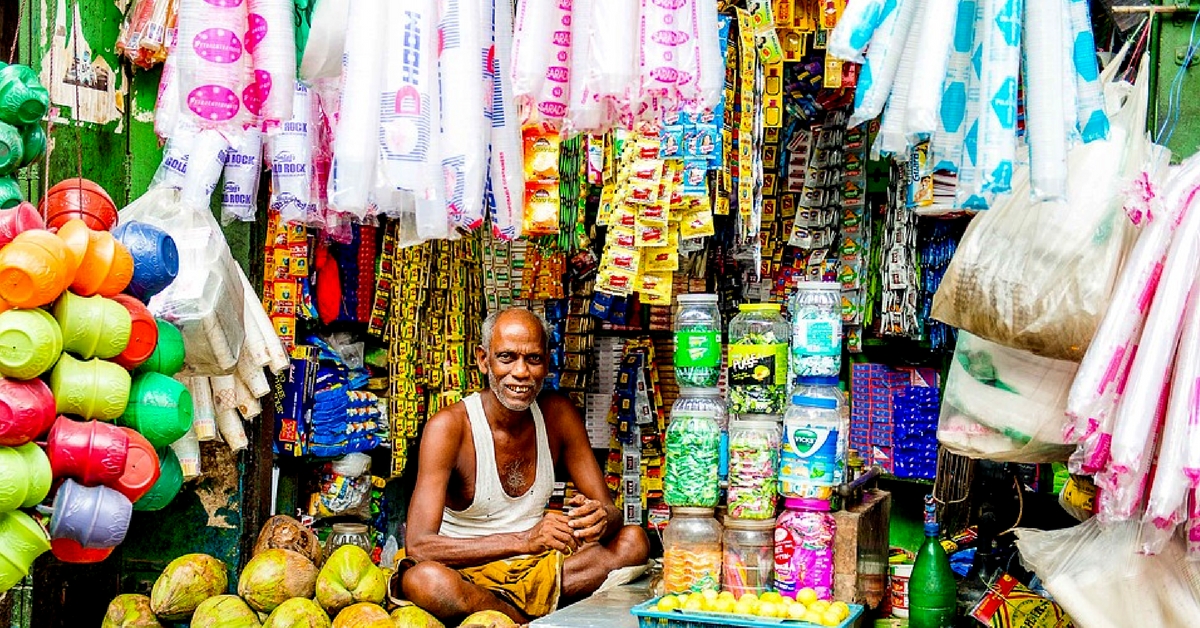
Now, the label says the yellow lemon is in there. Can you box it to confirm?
[756,602,778,618]
[733,600,755,616]
[683,598,704,613]
[776,603,792,618]
[809,600,830,615]
[718,590,737,602]
[803,611,823,625]
[797,588,819,606]
[830,601,851,620]
[655,595,681,612]
[702,589,720,601]
[738,592,760,605]
[753,365,770,380]
[713,598,736,614]
[821,609,844,626]
[687,592,705,607]
[787,603,808,620]
[760,591,784,604]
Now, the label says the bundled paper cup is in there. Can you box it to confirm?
[1066,0,1109,142]
[485,0,525,241]
[1023,0,1069,201]
[176,0,249,128]
[829,0,895,64]
[438,0,487,230]
[930,0,978,172]
[245,0,296,124]
[328,0,385,219]
[975,0,1022,195]
[267,84,314,225]
[220,126,264,224]
[848,0,922,129]
[904,0,959,139]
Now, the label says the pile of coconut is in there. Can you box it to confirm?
[99,516,515,628]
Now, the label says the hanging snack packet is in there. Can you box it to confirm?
[523,181,560,236]
[971,573,1076,628]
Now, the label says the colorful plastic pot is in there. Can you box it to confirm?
[15,442,50,508]
[49,353,131,421]
[58,221,135,298]
[0,377,55,446]
[119,373,193,449]
[0,446,28,512]
[136,320,185,376]
[0,510,50,591]
[40,178,118,232]
[0,63,50,126]
[53,292,132,360]
[44,415,130,487]
[0,230,72,308]
[18,123,44,169]
[110,295,158,370]
[133,447,182,512]
[0,308,62,380]
[0,201,45,248]
[0,122,21,178]
[112,427,160,503]
[47,478,132,549]
[111,221,179,302]
[50,537,115,564]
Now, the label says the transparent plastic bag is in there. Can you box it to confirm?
[937,331,1077,463]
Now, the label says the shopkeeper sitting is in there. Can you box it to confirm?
[394,307,650,624]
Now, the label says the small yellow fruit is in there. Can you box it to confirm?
[809,600,831,615]
[756,602,778,618]
[830,601,850,620]
[733,600,755,616]
[797,588,819,606]
[738,593,759,605]
[821,609,844,626]
[759,591,784,604]
[776,603,791,618]
[803,611,823,625]
[702,589,720,601]
[683,598,704,613]
[713,599,736,614]
[787,603,808,620]
[686,593,705,607]
[718,590,737,601]
[655,595,680,612]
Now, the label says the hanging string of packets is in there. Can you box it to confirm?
[604,340,667,525]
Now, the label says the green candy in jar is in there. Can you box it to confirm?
[674,294,722,387]
[728,303,790,414]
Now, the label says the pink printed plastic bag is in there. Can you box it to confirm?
[511,0,572,125]
[245,0,296,124]
[176,0,250,129]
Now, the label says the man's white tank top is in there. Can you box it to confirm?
[439,392,555,539]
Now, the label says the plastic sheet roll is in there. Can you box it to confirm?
[1066,0,1109,142]
[438,0,487,230]
[975,0,1023,195]
[930,0,977,172]
[485,0,525,241]
[328,0,385,219]
[848,0,922,129]
[170,428,202,480]
[245,0,296,124]
[267,83,314,225]
[180,129,230,208]
[873,0,927,156]
[1142,275,1200,553]
[954,0,989,208]
[586,0,639,107]
[1023,0,1069,201]
[176,0,248,128]
[829,0,896,64]
[220,126,264,224]
[904,0,958,139]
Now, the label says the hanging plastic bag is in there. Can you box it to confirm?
[1016,519,1200,628]
[975,0,1022,195]
[438,0,487,230]
[870,0,927,156]
[117,0,175,69]
[155,27,181,141]
[267,83,315,225]
[828,0,897,64]
[180,128,230,208]
[327,0,384,219]
[1023,0,1069,201]
[299,0,349,82]
[245,0,296,124]
[220,126,264,224]
[938,331,1077,463]
[1066,0,1109,142]
[485,0,525,241]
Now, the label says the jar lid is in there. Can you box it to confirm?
[672,507,717,517]
[724,516,777,529]
[678,294,719,303]
[730,417,781,429]
[735,413,782,423]
[680,387,722,398]
[784,497,831,512]
[791,395,838,409]
[793,281,842,291]
[738,302,781,312]
[332,523,369,534]
[796,376,840,386]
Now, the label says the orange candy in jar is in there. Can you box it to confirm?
[662,507,723,594]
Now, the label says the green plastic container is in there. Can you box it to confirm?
[0,122,22,177]
[133,447,183,512]
[0,177,19,209]
[0,308,62,380]
[49,352,131,421]
[135,320,185,376]
[18,123,44,168]
[119,372,194,448]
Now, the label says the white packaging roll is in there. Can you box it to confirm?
[155,28,181,141]
[267,83,314,225]
[1060,7,1080,142]
[904,0,958,139]
[236,262,290,374]
[874,0,928,156]
[510,0,555,102]
[245,0,296,124]
[639,0,698,108]
[930,0,977,172]
[565,0,606,135]
[220,126,264,224]
[694,0,723,112]
[848,0,923,129]
[176,0,248,129]
[438,0,487,230]
[976,0,1022,195]
[328,0,385,218]
[829,0,896,64]
[486,0,525,241]
[953,0,989,209]
[1023,0,1069,201]
[300,0,350,82]
[170,429,202,479]
[217,407,248,451]
[1067,0,1109,142]
[151,122,197,190]
[234,372,262,420]
[181,129,231,208]
[184,376,218,441]
[587,0,639,106]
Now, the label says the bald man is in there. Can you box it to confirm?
[396,308,649,624]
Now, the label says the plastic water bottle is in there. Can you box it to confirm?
[908,496,957,627]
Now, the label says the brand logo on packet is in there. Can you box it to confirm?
[650,67,680,83]
[187,85,240,121]
[653,0,687,8]
[202,0,243,6]
[652,30,691,46]
[244,13,268,54]
[793,428,818,454]
[193,28,243,64]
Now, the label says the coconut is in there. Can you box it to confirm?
[150,554,229,621]
[332,603,392,628]
[390,604,444,628]
[101,594,163,628]
[457,611,517,628]
[315,545,387,615]
[262,598,333,628]
[191,595,261,628]
[238,548,319,613]
[254,515,322,565]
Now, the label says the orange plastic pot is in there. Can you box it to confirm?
[0,229,73,308]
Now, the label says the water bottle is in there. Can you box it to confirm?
[908,496,957,627]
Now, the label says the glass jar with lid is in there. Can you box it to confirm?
[675,294,723,387]
[781,389,843,501]
[662,507,724,593]
[727,417,781,520]
[325,523,373,556]
[664,389,725,507]
[790,281,843,380]
[722,516,776,597]
[728,303,790,414]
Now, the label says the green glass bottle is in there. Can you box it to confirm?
[908,496,957,628]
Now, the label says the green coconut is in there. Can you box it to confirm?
[315,545,387,615]
[263,598,333,628]
[101,594,164,628]
[150,554,229,621]
[190,595,261,628]
[332,603,392,628]
[237,548,319,613]
[390,604,444,628]
[456,611,516,628]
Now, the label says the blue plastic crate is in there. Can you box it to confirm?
[630,599,864,628]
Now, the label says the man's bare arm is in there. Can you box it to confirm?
[548,396,622,543]
[404,410,577,567]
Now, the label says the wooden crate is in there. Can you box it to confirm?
[832,489,891,609]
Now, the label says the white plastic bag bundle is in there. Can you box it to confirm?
[328,0,385,219]
[221,126,264,224]
[176,0,249,129]
[155,28,181,141]
[299,0,349,82]
[246,0,296,124]
[1066,0,1110,142]
[828,0,896,64]
[1142,276,1200,554]
[485,0,525,241]
[937,331,1078,463]
[975,0,1022,195]
[181,129,231,209]
[1022,0,1069,202]
[873,0,927,156]
[930,0,976,172]
[267,83,315,225]
[848,0,922,129]
[903,0,957,139]
[438,0,487,229]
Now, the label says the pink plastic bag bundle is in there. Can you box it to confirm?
[176,0,250,130]
[638,0,703,115]
[511,0,573,124]
[485,0,525,241]
[245,0,296,124]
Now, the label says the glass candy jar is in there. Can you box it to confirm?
[728,304,790,414]
[664,389,725,507]
[662,507,723,593]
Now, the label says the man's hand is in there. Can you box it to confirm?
[567,494,608,544]
[522,511,580,555]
